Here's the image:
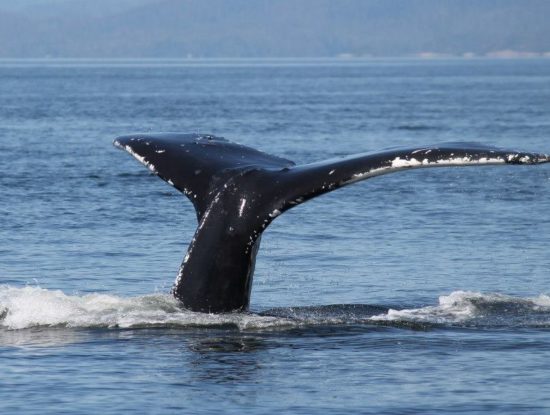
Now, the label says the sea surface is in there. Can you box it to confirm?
[1,58,550,414]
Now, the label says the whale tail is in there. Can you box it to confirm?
[115,133,549,312]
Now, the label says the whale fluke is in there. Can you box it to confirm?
[114,134,549,313]
[114,133,294,221]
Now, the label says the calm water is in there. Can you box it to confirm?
[1,59,550,414]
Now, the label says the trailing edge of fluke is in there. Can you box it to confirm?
[114,133,550,313]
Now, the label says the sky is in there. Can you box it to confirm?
[0,0,549,58]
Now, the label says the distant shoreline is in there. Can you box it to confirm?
[1,55,549,68]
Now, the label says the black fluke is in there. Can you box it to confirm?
[114,133,549,313]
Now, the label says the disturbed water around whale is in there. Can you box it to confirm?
[1,58,550,414]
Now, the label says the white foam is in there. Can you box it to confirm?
[3,286,549,332]
[0,286,291,331]
[370,290,550,325]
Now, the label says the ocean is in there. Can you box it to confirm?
[1,58,549,414]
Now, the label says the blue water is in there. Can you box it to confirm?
[1,58,550,414]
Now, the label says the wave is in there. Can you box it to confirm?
[390,124,444,131]
[2,286,550,332]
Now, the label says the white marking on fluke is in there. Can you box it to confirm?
[120,143,158,173]
[390,156,505,168]
[238,199,247,217]
[391,157,422,168]
[344,154,510,187]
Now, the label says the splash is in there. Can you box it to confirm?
[2,286,550,331]
[0,286,290,331]
[371,290,550,327]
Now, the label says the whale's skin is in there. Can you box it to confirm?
[114,133,550,313]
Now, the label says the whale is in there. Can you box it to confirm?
[114,134,549,313]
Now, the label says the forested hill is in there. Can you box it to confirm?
[0,0,549,58]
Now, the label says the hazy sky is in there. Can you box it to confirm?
[0,0,549,58]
